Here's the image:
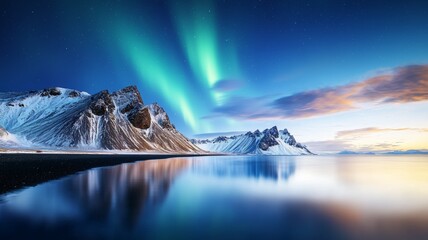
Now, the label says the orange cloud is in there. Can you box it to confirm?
[303,127,428,153]
[336,127,428,139]
[213,64,428,119]
[273,65,428,118]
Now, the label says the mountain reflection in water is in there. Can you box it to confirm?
[64,156,295,225]
[1,155,428,240]
[66,158,190,225]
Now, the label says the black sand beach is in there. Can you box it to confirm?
[0,152,209,195]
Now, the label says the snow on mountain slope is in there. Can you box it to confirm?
[191,126,313,155]
[0,86,202,153]
[0,126,32,149]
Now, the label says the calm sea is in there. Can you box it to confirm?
[1,155,428,240]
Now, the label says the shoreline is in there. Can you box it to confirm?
[0,152,218,195]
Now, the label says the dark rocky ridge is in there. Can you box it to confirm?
[259,134,279,150]
[128,107,151,129]
[41,88,62,97]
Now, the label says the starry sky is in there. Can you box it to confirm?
[1,0,428,153]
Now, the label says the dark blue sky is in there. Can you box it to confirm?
[1,0,428,140]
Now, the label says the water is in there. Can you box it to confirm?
[1,155,428,240]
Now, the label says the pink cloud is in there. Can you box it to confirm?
[213,64,428,119]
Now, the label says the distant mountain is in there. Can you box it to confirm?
[384,150,428,155]
[191,126,313,155]
[0,86,201,153]
[338,150,375,155]
[337,150,428,155]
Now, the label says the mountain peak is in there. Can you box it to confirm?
[40,88,62,97]
[254,129,261,137]
[113,85,143,102]
[118,85,139,93]
[192,127,313,155]
[36,87,90,99]
[268,126,279,138]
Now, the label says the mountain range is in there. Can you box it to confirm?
[0,86,201,153]
[191,126,313,155]
[0,86,314,155]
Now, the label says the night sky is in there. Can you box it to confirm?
[1,0,428,152]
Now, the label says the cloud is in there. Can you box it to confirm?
[212,64,428,120]
[372,143,400,149]
[273,88,356,118]
[273,64,428,118]
[336,127,428,139]
[303,140,353,154]
[212,95,279,120]
[353,65,428,103]
[212,79,243,92]
[307,127,428,154]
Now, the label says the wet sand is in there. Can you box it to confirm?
[0,152,210,195]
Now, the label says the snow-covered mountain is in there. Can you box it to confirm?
[191,126,313,155]
[0,86,201,153]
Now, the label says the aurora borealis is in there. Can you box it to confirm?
[1,0,428,153]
